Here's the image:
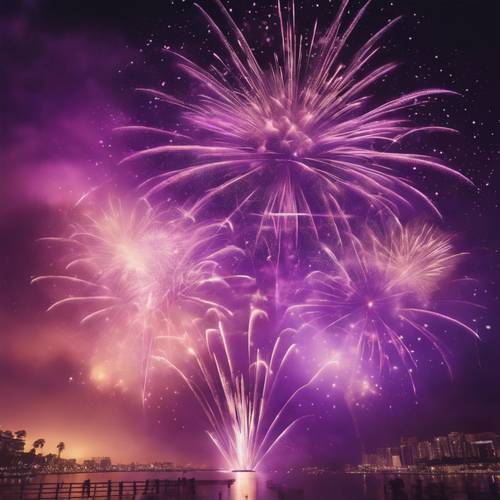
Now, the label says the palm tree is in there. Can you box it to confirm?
[33,439,46,455]
[15,430,27,440]
[56,442,65,459]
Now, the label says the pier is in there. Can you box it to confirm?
[0,477,234,499]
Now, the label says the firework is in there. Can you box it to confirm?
[372,222,465,298]
[290,223,478,388]
[29,0,481,471]
[154,308,332,470]
[120,0,470,240]
[33,198,251,396]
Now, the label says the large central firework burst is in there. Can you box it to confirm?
[122,0,470,239]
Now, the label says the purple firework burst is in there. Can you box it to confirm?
[33,197,252,401]
[120,0,471,241]
[290,222,479,390]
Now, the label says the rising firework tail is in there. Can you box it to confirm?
[154,308,333,470]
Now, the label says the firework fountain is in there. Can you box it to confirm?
[154,308,333,471]
[35,0,479,471]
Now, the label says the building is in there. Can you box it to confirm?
[0,431,26,467]
[400,436,418,466]
[380,447,402,467]
[362,447,402,468]
[0,431,25,454]
[377,447,392,467]
[465,433,499,460]
[60,458,78,468]
[416,440,432,462]
[472,441,496,460]
[45,454,58,465]
[99,457,112,469]
[361,452,381,467]
[360,431,500,471]
[448,432,465,459]
[153,462,175,470]
[83,459,97,470]
[89,457,112,470]
[390,450,402,468]
[465,434,479,459]
[433,436,451,460]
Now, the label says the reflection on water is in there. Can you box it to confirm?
[231,471,257,500]
[30,470,500,499]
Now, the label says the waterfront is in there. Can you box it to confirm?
[13,470,500,499]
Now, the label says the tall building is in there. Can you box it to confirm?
[390,449,402,468]
[448,432,465,459]
[377,447,402,468]
[374,447,397,467]
[433,436,451,460]
[91,457,112,469]
[0,431,25,454]
[465,434,479,459]
[400,437,418,466]
[465,433,499,460]
[470,440,496,460]
[416,441,432,462]
[361,452,380,467]
[83,459,97,470]
[375,448,391,467]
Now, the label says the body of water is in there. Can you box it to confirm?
[28,470,500,499]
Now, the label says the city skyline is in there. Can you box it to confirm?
[363,431,500,469]
[5,425,500,475]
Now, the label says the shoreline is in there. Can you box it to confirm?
[0,468,227,477]
[2,469,500,479]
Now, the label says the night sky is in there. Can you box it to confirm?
[0,0,498,467]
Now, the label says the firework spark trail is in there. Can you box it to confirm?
[290,222,480,390]
[32,198,251,399]
[119,0,471,241]
[154,308,331,470]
